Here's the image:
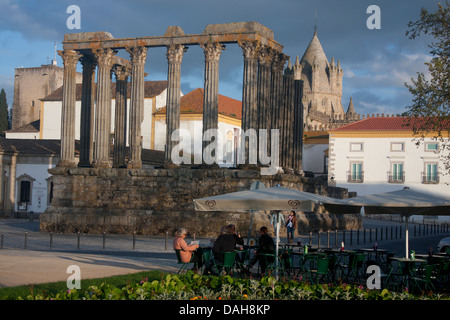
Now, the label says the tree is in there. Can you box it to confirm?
[0,89,8,136]
[403,1,450,173]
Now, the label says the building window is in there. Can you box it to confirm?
[388,162,405,183]
[390,142,405,152]
[348,162,364,183]
[16,174,35,210]
[20,181,31,202]
[350,142,363,152]
[422,163,439,184]
[425,142,438,152]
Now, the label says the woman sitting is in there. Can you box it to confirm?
[173,227,204,273]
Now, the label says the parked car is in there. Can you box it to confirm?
[437,237,450,253]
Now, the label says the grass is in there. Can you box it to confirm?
[0,270,166,300]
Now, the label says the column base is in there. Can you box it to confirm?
[92,160,112,169]
[127,160,142,169]
[57,160,77,168]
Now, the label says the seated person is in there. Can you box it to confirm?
[173,227,204,273]
[247,226,275,274]
[212,225,237,265]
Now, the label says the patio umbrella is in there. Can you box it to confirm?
[193,185,348,278]
[322,187,450,258]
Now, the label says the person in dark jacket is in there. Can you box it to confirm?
[246,226,275,274]
[212,226,236,265]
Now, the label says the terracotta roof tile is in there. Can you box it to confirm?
[41,81,167,101]
[156,88,242,120]
[330,117,414,131]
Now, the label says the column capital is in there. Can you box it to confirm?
[126,45,148,65]
[79,54,96,67]
[258,45,275,66]
[113,64,130,81]
[200,42,225,62]
[272,52,289,72]
[166,44,187,64]
[58,49,81,69]
[92,48,117,69]
[238,40,260,60]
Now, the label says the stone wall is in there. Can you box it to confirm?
[40,167,361,237]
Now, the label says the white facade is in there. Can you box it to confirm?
[328,120,450,222]
[154,116,241,166]
[40,91,167,150]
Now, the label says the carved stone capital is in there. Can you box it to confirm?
[58,50,81,69]
[166,44,187,64]
[126,45,148,66]
[113,65,130,81]
[257,46,275,66]
[272,52,288,72]
[92,48,117,69]
[238,40,260,60]
[200,42,225,62]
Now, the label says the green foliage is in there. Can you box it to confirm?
[10,271,448,301]
[0,89,8,135]
[403,2,450,172]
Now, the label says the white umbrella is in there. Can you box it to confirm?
[194,185,347,278]
[322,187,450,258]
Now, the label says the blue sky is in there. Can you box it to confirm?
[0,0,440,117]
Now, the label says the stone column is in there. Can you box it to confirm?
[165,44,187,165]
[200,42,224,164]
[293,58,303,174]
[57,49,81,167]
[281,61,295,171]
[78,54,96,167]
[238,40,259,166]
[126,46,148,169]
[113,65,129,168]
[270,52,288,134]
[92,48,116,168]
[257,46,274,164]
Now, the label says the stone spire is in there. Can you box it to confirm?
[346,97,356,119]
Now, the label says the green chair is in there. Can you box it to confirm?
[308,256,330,284]
[413,264,436,293]
[174,249,194,274]
[345,253,366,283]
[212,251,237,275]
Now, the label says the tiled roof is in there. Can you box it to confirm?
[330,116,415,131]
[0,137,164,165]
[5,120,40,133]
[156,88,242,120]
[41,81,168,101]
[0,137,75,155]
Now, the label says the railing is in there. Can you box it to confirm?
[421,172,439,184]
[346,171,364,183]
[387,171,405,183]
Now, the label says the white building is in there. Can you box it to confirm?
[8,81,169,151]
[155,88,242,166]
[328,116,450,220]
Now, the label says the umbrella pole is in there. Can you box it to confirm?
[275,212,280,281]
[247,210,255,246]
[405,216,409,258]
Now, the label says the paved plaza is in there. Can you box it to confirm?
[0,218,448,288]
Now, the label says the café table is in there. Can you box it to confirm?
[389,257,426,291]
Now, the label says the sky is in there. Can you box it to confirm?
[0,0,441,117]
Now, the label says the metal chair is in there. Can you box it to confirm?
[308,255,330,284]
[212,251,237,275]
[174,249,194,274]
